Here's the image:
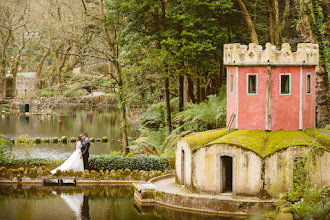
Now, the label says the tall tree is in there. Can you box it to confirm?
[296,0,329,128]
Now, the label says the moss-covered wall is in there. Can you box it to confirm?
[264,146,330,198]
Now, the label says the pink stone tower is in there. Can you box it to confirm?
[224,43,318,130]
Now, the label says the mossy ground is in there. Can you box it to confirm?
[304,128,330,148]
[184,129,329,158]
[183,128,231,151]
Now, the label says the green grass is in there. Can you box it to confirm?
[304,128,330,149]
[183,128,231,151]
[183,129,328,158]
[208,130,268,157]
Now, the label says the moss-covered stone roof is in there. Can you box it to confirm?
[183,129,329,158]
[183,128,231,151]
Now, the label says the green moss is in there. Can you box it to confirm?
[70,137,76,142]
[264,130,324,157]
[208,130,268,157]
[184,128,231,150]
[304,128,330,149]
[52,138,59,143]
[61,136,68,143]
[35,138,41,144]
[188,129,327,158]
[89,138,95,142]
[101,137,108,142]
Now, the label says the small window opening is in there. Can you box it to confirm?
[230,74,234,93]
[221,156,233,193]
[280,74,290,94]
[181,150,185,186]
[306,74,311,94]
[247,74,257,94]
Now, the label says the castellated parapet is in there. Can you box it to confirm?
[224,42,319,66]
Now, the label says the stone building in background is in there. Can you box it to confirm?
[15,72,38,99]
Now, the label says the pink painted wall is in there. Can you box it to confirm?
[237,66,267,130]
[302,67,316,129]
[226,65,315,131]
[270,66,300,130]
[227,67,236,128]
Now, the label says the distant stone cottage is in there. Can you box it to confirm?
[15,72,38,99]
[175,43,330,199]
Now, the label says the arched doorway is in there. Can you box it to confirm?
[24,104,30,113]
[221,156,233,193]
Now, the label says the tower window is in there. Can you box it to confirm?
[247,74,257,94]
[306,74,311,94]
[280,74,291,95]
[230,74,234,93]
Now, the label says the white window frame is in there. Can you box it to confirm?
[279,73,291,96]
[246,73,258,95]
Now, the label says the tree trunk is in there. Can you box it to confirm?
[196,77,201,103]
[57,46,71,96]
[187,76,195,103]
[165,76,172,133]
[296,0,329,128]
[183,75,189,103]
[236,0,259,44]
[116,65,129,155]
[68,40,79,71]
[36,39,51,95]
[178,74,184,129]
[0,30,11,101]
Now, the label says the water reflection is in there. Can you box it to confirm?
[0,107,139,158]
[0,185,245,220]
[60,193,90,220]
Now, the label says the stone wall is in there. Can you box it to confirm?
[176,142,330,198]
[191,144,263,196]
[264,146,330,197]
[175,139,192,189]
[16,72,38,99]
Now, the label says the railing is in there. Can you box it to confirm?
[226,113,236,131]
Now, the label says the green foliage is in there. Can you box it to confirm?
[304,128,330,148]
[39,88,59,97]
[89,156,167,171]
[14,134,34,148]
[0,104,10,113]
[0,134,10,158]
[176,86,227,131]
[0,157,57,167]
[106,151,123,157]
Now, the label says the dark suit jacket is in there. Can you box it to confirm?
[81,139,90,157]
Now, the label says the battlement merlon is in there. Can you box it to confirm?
[223,42,319,66]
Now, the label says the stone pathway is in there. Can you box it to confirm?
[153,177,277,203]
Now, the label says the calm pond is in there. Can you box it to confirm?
[0,108,139,159]
[0,185,242,220]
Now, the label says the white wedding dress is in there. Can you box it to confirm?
[51,141,84,174]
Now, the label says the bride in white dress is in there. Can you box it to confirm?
[51,135,84,174]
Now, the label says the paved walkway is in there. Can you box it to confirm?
[153,177,276,203]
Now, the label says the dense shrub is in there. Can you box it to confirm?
[89,156,166,171]
[0,157,59,167]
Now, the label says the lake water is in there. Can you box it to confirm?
[0,185,242,220]
[0,108,139,159]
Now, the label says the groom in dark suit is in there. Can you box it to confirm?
[81,133,90,170]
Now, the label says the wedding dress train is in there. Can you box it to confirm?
[51,141,84,174]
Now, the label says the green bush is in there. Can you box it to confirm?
[14,134,34,148]
[89,156,166,171]
[0,157,59,167]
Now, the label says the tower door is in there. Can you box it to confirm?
[181,150,185,185]
[221,156,233,193]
